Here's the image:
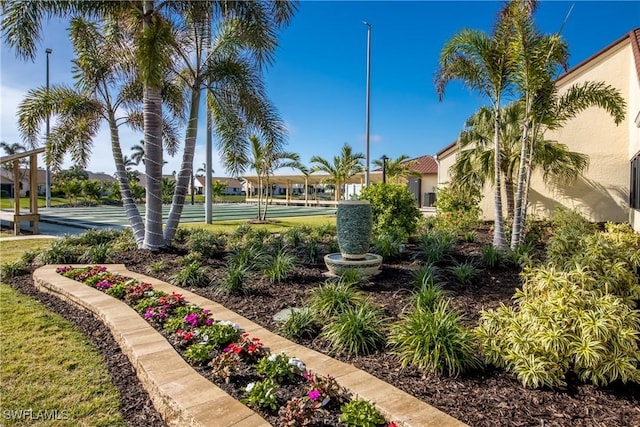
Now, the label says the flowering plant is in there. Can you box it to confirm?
[242,378,279,411]
[256,353,304,383]
[223,334,266,361]
[210,351,240,383]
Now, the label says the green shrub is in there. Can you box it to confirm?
[339,399,386,427]
[433,183,481,234]
[462,230,477,243]
[506,242,536,268]
[359,183,421,237]
[171,263,209,287]
[303,237,321,264]
[320,301,387,356]
[111,228,137,251]
[0,261,28,279]
[546,208,597,265]
[20,249,40,264]
[79,242,113,263]
[309,279,365,320]
[277,308,318,340]
[174,227,193,244]
[66,228,122,246]
[227,244,267,272]
[262,249,296,284]
[285,226,310,248]
[480,245,502,268]
[188,229,225,258]
[475,264,640,389]
[38,239,82,264]
[181,252,202,266]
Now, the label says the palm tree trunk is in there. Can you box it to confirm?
[262,174,270,221]
[142,85,165,250]
[107,112,145,246]
[164,88,200,243]
[504,173,515,220]
[492,104,507,249]
[511,99,532,249]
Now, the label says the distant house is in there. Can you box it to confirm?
[190,176,246,196]
[437,28,640,232]
[0,167,115,197]
[372,155,438,208]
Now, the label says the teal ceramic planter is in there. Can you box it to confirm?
[336,200,372,260]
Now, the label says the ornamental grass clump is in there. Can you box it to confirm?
[172,263,210,288]
[38,239,82,264]
[320,300,387,356]
[277,308,318,340]
[417,230,455,264]
[79,242,113,264]
[389,299,480,376]
[475,263,640,389]
[480,244,502,268]
[372,227,406,260]
[309,279,366,320]
[262,248,296,284]
[448,261,479,285]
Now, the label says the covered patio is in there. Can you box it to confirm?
[241,171,384,207]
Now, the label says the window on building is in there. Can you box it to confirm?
[632,153,640,210]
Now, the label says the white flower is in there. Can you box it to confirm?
[288,357,306,372]
[268,354,278,362]
[217,320,239,331]
[265,387,273,397]
[245,382,255,393]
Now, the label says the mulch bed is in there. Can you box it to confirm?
[5,226,640,427]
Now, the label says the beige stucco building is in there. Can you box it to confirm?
[437,28,640,231]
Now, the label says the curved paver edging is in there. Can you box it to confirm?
[34,265,468,427]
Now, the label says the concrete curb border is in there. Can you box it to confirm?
[33,264,467,427]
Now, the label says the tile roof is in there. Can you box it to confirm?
[194,176,244,187]
[407,155,438,175]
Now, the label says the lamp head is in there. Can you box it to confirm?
[362,21,370,27]
[381,155,389,161]
[45,48,52,54]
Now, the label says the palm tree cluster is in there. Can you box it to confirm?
[3,1,297,249]
[309,143,365,201]
[436,0,625,249]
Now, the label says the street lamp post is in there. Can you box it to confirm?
[363,21,371,187]
[381,155,388,184]
[45,48,52,208]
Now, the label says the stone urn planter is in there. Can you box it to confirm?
[336,200,372,260]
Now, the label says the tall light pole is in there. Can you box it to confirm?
[45,48,52,208]
[363,21,371,187]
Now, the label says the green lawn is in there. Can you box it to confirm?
[0,197,69,210]
[180,214,336,233]
[0,238,126,426]
[0,239,56,261]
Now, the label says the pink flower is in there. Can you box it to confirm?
[205,318,214,326]
[308,389,321,401]
[184,313,199,326]
[388,423,398,427]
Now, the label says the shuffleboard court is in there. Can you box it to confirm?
[37,203,336,231]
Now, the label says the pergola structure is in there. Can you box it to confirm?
[241,171,384,207]
[0,147,45,234]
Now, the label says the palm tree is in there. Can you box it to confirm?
[245,134,304,220]
[372,154,419,184]
[15,18,181,247]
[451,102,590,219]
[0,142,28,186]
[3,1,296,249]
[310,143,365,202]
[504,0,626,248]
[159,3,296,243]
[436,12,515,249]
[130,141,145,165]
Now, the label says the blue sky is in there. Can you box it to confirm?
[1,1,638,177]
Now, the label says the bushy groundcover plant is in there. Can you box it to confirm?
[475,215,640,389]
[359,183,421,237]
[56,266,399,426]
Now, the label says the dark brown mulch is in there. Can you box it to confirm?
[6,227,640,427]
[6,274,166,427]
